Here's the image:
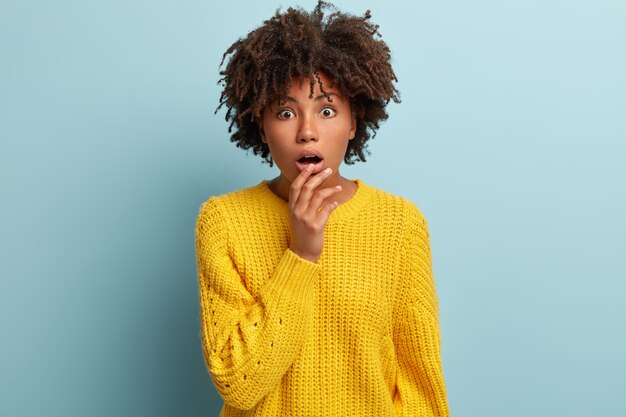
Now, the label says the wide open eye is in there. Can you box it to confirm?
[320,107,336,117]
[277,109,295,119]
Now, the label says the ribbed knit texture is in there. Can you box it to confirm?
[195,178,449,416]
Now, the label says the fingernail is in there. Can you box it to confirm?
[336,185,342,190]
[324,168,331,173]
[307,164,314,171]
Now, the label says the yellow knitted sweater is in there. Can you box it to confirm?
[195,178,449,417]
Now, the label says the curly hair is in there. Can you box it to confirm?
[215,0,401,167]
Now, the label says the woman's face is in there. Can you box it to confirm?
[257,71,356,186]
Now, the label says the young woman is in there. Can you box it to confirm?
[195,1,450,415]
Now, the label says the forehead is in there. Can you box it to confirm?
[274,72,346,103]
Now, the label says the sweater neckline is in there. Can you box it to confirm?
[257,178,372,223]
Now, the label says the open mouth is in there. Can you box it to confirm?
[298,156,322,164]
[295,156,325,174]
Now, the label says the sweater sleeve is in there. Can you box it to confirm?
[392,203,449,417]
[195,197,320,410]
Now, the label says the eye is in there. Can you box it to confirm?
[320,107,336,117]
[277,109,294,119]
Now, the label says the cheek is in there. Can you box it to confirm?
[326,121,353,141]
[264,121,294,141]
[265,141,291,166]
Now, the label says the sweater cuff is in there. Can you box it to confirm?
[261,248,321,303]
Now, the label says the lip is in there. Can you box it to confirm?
[295,159,325,174]
[295,148,325,174]
[297,148,324,160]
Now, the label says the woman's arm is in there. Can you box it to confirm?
[195,197,320,410]
[392,203,450,417]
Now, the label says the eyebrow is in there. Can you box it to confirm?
[283,92,339,103]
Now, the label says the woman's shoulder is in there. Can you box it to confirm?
[196,182,264,227]
[362,184,430,250]
[198,181,267,211]
[361,180,427,223]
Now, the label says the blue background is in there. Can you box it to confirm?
[1,0,624,415]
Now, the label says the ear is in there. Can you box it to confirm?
[349,114,357,140]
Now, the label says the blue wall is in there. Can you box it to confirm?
[1,0,624,415]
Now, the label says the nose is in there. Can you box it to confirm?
[297,113,318,142]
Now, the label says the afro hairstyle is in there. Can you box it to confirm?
[215,0,401,167]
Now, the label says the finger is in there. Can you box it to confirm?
[295,167,333,209]
[308,185,342,218]
[290,164,314,207]
[313,200,340,228]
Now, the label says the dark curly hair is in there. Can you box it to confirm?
[215,0,401,167]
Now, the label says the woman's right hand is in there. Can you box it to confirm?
[288,165,342,263]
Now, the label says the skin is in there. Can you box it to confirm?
[256,71,358,263]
